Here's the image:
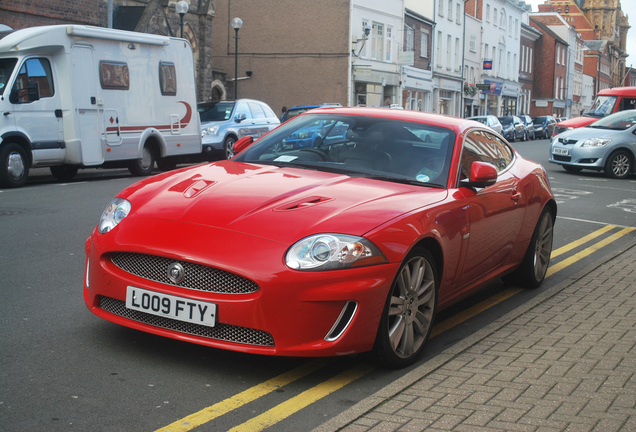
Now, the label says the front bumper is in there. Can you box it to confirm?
[84,218,398,357]
[548,141,606,170]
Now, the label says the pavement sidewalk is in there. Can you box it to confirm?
[315,244,636,432]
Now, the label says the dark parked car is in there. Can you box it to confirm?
[281,103,342,122]
[498,116,525,142]
[519,115,535,140]
[532,115,557,139]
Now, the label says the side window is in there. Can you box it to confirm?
[11,57,55,103]
[235,102,251,119]
[620,97,636,111]
[99,61,129,90]
[461,130,511,177]
[249,103,266,119]
[159,62,177,96]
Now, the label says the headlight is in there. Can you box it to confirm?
[98,198,131,234]
[286,234,387,270]
[202,126,219,136]
[581,137,611,147]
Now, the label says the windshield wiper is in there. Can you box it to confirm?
[352,172,444,188]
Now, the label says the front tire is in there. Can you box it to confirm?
[224,136,237,159]
[129,145,155,176]
[504,207,554,289]
[0,143,29,188]
[604,150,632,179]
[563,165,582,174]
[373,247,438,368]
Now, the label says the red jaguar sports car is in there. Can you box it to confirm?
[84,107,556,368]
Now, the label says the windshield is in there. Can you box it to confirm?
[470,117,488,125]
[198,101,235,122]
[0,58,18,96]
[588,110,636,130]
[586,95,618,117]
[532,116,546,123]
[499,117,512,125]
[233,114,456,188]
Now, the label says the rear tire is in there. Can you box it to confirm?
[373,247,438,368]
[504,207,554,289]
[129,145,155,176]
[0,143,29,188]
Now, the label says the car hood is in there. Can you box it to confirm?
[121,161,448,244]
[557,116,597,129]
[556,125,633,141]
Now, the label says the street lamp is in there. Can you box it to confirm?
[176,1,189,38]
[231,17,243,100]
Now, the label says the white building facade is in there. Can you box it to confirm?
[480,0,529,116]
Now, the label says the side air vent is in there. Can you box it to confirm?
[325,301,358,342]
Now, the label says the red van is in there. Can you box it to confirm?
[554,87,636,135]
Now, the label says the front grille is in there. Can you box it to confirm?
[99,296,275,347]
[558,137,578,145]
[553,155,571,162]
[111,252,259,294]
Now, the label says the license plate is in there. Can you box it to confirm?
[126,287,216,327]
[553,147,569,155]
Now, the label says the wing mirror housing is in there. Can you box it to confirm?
[235,112,247,123]
[460,161,497,188]
[232,136,253,155]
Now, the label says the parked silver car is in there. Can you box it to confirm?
[199,99,280,159]
[467,115,503,135]
[549,109,636,179]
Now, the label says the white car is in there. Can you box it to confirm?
[467,115,503,135]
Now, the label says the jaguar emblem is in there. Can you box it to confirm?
[167,262,185,284]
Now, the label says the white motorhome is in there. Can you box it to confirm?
[0,25,201,187]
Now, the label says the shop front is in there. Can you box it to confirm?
[352,66,401,107]
[433,76,462,117]
[402,66,433,112]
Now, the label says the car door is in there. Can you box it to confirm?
[9,57,65,164]
[455,129,527,288]
[247,102,273,139]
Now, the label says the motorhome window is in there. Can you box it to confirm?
[0,58,18,96]
[99,61,130,90]
[159,62,177,96]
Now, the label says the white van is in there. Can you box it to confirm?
[0,25,201,187]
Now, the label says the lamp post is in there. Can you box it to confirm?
[231,17,243,100]
[176,1,189,38]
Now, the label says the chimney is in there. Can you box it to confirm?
[538,4,554,12]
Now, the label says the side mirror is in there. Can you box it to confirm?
[27,81,40,102]
[460,161,497,188]
[235,112,247,123]
[232,136,253,155]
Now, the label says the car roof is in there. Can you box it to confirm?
[308,106,475,133]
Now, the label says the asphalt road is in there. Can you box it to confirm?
[0,139,634,432]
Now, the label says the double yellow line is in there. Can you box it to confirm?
[155,223,634,432]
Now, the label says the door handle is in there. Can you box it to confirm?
[511,191,522,201]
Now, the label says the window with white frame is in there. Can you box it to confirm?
[470,35,476,52]
[405,25,414,52]
[385,25,393,62]
[447,35,452,69]
[371,22,384,60]
[421,31,429,58]
[439,0,444,16]
[448,0,453,20]
[456,2,461,24]
[437,30,443,66]
[455,37,460,71]
[493,8,498,26]
[486,4,491,22]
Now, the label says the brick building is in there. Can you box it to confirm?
[519,22,541,116]
[529,18,569,117]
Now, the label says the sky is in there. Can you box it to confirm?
[524,0,636,68]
